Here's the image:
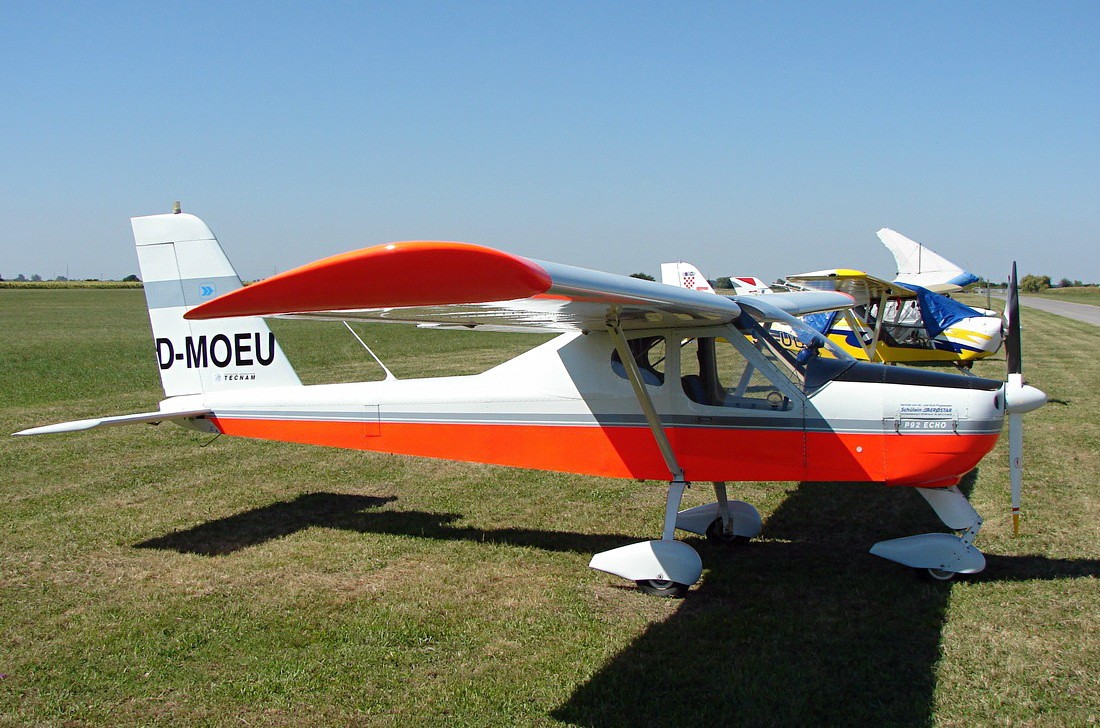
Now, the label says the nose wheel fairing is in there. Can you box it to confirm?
[588,539,703,588]
[870,485,986,577]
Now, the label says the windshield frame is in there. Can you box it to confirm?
[733,305,857,392]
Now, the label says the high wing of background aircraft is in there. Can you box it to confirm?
[785,269,1004,366]
[878,228,980,293]
[16,211,1046,596]
[663,260,1002,366]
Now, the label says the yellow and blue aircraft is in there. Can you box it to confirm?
[784,269,1003,366]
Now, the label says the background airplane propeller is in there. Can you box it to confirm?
[1002,262,1047,536]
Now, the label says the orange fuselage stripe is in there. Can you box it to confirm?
[210,417,998,487]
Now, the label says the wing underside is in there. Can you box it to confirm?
[786,269,915,307]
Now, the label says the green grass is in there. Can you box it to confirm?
[0,280,144,289]
[2,289,1097,726]
[962,287,1100,308]
[1029,287,1100,307]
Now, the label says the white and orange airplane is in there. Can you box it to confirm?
[15,210,1047,596]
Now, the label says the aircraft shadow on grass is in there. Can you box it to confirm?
[135,472,1098,726]
[133,492,633,557]
[552,472,1100,727]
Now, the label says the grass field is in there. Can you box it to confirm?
[2,289,1097,726]
[1028,287,1100,307]
[962,287,1100,308]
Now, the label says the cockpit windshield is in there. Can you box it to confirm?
[736,303,856,392]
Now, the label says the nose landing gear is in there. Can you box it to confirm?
[870,486,986,579]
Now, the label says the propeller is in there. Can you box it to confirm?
[1002,262,1047,536]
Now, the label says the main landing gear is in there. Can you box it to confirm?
[869,486,986,580]
[589,480,762,598]
[599,316,762,596]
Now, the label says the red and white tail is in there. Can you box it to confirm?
[133,211,302,397]
[659,261,715,294]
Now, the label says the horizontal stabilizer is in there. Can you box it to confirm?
[14,409,212,436]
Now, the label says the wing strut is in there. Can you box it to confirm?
[842,309,879,363]
[605,310,684,482]
[590,309,701,596]
[869,290,888,361]
[605,309,686,540]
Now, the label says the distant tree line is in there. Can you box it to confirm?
[968,276,1096,292]
[0,273,141,282]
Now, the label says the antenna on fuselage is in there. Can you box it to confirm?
[343,321,397,381]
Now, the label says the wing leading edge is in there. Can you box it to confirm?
[786,269,916,307]
[186,241,855,332]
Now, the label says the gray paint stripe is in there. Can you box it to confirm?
[144,276,242,310]
[208,408,999,435]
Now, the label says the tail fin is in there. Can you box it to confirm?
[878,228,979,292]
[133,211,302,397]
[727,276,772,295]
[659,261,716,294]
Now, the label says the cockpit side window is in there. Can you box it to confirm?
[679,335,792,411]
[610,335,666,386]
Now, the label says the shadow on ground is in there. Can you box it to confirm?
[135,491,632,557]
[553,472,1099,727]
[135,476,1098,726]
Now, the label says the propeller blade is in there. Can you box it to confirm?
[1009,412,1023,537]
[1002,262,1047,536]
[1006,261,1022,375]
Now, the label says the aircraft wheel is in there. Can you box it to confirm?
[635,579,689,598]
[705,517,750,546]
[922,568,957,582]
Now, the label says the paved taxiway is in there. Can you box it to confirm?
[1017,295,1100,327]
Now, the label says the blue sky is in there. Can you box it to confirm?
[2,2,1097,284]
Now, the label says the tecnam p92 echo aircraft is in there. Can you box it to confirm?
[16,210,1046,596]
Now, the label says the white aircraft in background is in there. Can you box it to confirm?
[16,210,1045,595]
[660,262,772,295]
[785,231,1001,365]
[725,276,772,295]
[659,261,716,293]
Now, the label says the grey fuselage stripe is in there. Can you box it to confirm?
[207,408,1001,435]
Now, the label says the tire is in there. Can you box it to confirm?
[635,579,689,598]
[705,517,750,546]
[922,568,957,582]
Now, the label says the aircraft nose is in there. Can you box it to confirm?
[1004,380,1047,414]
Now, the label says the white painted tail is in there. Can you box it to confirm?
[133,211,302,397]
[659,261,715,294]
